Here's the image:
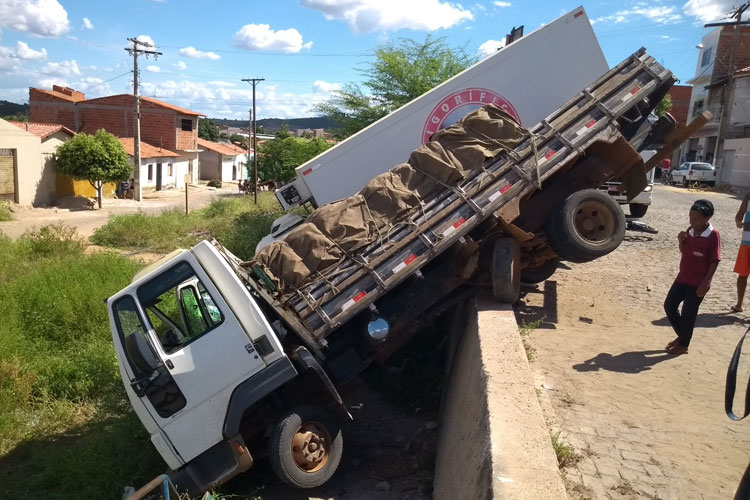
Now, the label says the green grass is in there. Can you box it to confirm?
[91,192,283,260]
[0,224,164,499]
[0,202,11,221]
[550,430,581,469]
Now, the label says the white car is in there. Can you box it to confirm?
[668,162,716,186]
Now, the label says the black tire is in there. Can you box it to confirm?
[629,203,648,218]
[491,237,521,303]
[682,178,689,188]
[521,259,559,284]
[545,189,626,263]
[269,406,343,489]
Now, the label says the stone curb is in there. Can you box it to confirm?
[433,293,568,500]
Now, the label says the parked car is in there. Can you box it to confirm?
[668,162,716,186]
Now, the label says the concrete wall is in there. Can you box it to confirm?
[434,295,567,500]
[0,118,43,205]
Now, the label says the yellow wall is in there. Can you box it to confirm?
[55,176,117,198]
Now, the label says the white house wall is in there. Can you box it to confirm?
[0,119,44,206]
[727,138,750,189]
[732,78,750,126]
[135,156,187,190]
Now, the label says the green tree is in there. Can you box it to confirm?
[257,136,332,183]
[2,113,27,121]
[655,95,673,117]
[55,130,131,208]
[316,35,476,138]
[198,118,220,141]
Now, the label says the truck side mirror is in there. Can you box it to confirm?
[124,332,159,375]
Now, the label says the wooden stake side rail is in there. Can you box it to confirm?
[247,49,674,344]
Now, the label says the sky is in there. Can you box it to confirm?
[0,0,747,120]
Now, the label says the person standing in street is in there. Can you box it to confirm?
[663,199,721,354]
[732,193,750,312]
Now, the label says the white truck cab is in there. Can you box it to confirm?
[108,242,318,494]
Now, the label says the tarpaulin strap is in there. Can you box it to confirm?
[726,326,750,421]
[313,270,340,295]
[360,197,385,245]
[529,133,544,190]
[413,165,479,216]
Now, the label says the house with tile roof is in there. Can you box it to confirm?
[0,119,77,205]
[118,138,187,191]
[29,85,204,190]
[197,138,250,183]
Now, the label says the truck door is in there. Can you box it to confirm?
[135,259,269,463]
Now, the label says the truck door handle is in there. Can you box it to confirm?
[165,359,174,370]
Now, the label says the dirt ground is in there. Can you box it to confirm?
[517,184,750,500]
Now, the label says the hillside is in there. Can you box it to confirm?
[0,100,29,118]
[213,116,338,132]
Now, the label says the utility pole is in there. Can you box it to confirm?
[125,38,162,202]
[242,78,264,203]
[705,3,749,179]
[247,109,252,190]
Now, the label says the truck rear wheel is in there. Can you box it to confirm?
[545,189,626,263]
[629,203,648,218]
[491,237,521,303]
[269,405,343,489]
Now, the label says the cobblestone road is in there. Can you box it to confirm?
[518,184,750,500]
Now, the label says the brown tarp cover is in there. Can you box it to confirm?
[248,104,524,296]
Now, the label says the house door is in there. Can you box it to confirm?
[0,149,16,202]
[156,163,163,191]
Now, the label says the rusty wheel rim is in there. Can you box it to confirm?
[291,421,331,473]
[574,200,615,244]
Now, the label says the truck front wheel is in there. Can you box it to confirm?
[269,405,343,489]
[491,237,521,303]
[545,189,626,263]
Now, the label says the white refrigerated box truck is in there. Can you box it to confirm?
[263,6,609,252]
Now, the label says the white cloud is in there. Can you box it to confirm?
[174,60,187,70]
[0,0,71,37]
[146,65,160,73]
[130,35,156,49]
[312,80,341,93]
[301,0,473,33]
[494,1,511,7]
[41,59,81,78]
[82,17,94,30]
[593,4,682,24]
[477,39,505,59]
[179,46,220,60]
[233,24,312,53]
[683,0,745,23]
[15,41,47,60]
[138,80,332,119]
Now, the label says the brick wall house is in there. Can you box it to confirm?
[29,86,204,190]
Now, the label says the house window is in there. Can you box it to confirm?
[701,47,712,67]
[148,164,153,181]
[168,163,173,176]
[693,99,704,117]
[181,119,193,132]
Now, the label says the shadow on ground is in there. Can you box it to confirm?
[651,313,748,329]
[573,349,680,374]
[516,280,559,329]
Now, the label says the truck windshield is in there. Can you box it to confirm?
[137,262,224,353]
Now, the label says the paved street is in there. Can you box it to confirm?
[518,184,750,499]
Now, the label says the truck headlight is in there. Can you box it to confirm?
[367,317,390,342]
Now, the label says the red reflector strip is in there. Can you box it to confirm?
[631,87,641,95]
[576,119,597,136]
[342,291,367,312]
[392,254,417,274]
[442,217,466,238]
[500,184,511,194]
[621,87,641,102]
[545,150,556,159]
[574,10,584,17]
[302,168,313,176]
[488,183,512,203]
